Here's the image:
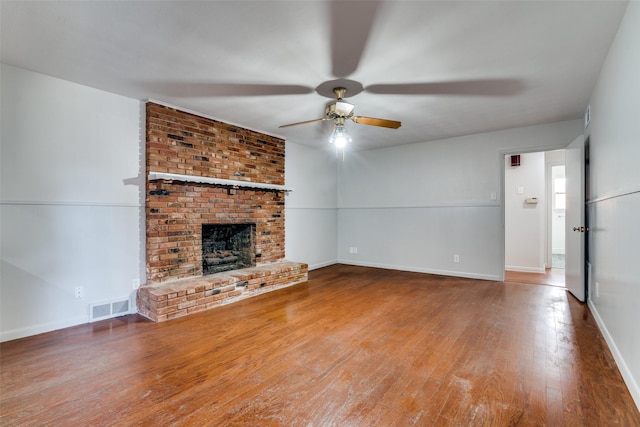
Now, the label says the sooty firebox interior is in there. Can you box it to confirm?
[202,224,256,275]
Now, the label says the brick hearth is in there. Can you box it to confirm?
[138,261,308,322]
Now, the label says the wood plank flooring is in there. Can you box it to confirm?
[2,264,638,426]
[505,268,566,287]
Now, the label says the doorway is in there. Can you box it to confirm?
[504,150,566,287]
[549,164,566,269]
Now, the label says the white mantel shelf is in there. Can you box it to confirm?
[148,172,292,192]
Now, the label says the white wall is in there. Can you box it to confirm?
[337,120,581,280]
[284,142,338,269]
[505,152,546,272]
[584,0,640,408]
[1,64,144,341]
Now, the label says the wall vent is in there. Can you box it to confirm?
[89,298,131,322]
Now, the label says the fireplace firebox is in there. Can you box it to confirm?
[202,224,256,275]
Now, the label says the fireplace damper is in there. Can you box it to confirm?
[202,224,256,275]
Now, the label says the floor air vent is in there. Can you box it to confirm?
[90,298,130,322]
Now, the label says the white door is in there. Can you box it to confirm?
[565,135,586,301]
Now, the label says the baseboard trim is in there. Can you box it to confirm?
[0,316,89,343]
[308,260,339,271]
[337,260,500,281]
[505,265,546,273]
[588,299,640,412]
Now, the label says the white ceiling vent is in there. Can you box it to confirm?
[89,298,131,322]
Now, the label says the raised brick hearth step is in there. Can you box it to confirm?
[137,261,308,322]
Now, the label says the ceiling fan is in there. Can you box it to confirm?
[279,87,401,147]
[145,3,523,148]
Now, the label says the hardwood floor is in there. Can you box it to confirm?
[505,268,566,287]
[2,264,638,426]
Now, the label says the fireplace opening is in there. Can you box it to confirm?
[202,224,256,275]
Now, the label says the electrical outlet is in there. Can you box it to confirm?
[349,247,358,254]
[454,254,460,263]
[74,286,84,299]
[132,278,140,290]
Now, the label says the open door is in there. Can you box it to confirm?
[565,135,586,301]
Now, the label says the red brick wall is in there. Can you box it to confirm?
[146,102,286,283]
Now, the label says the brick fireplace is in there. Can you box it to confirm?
[137,102,307,321]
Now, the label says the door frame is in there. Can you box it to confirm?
[546,160,566,269]
[498,143,573,282]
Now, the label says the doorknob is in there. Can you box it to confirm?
[572,226,586,232]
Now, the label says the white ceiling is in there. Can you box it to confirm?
[0,1,629,150]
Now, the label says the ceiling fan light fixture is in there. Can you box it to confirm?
[328,123,351,148]
[278,86,400,146]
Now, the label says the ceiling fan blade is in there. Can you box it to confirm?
[330,1,382,78]
[366,79,525,97]
[352,116,401,129]
[279,118,330,128]
[141,82,314,97]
